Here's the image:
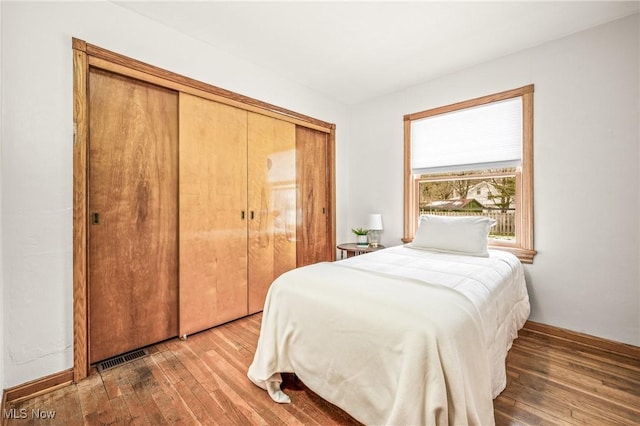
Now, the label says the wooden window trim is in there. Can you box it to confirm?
[403,85,536,263]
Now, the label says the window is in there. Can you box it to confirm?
[403,85,536,263]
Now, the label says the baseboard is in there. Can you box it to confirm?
[523,320,640,359]
[3,369,74,405]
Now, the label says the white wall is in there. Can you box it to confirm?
[347,14,640,346]
[1,1,349,388]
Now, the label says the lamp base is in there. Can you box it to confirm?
[368,230,381,247]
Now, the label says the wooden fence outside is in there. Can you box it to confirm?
[419,210,515,236]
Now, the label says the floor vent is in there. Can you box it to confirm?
[97,348,148,373]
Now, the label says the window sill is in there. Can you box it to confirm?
[489,245,537,264]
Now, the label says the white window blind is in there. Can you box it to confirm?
[411,97,522,174]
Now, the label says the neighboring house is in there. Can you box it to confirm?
[466,181,516,211]
[422,180,515,213]
[422,198,484,212]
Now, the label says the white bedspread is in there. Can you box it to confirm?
[346,245,531,398]
[247,245,530,425]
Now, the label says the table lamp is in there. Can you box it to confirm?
[367,214,383,247]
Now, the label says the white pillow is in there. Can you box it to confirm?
[410,215,496,257]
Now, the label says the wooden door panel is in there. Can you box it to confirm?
[178,93,248,335]
[88,69,178,364]
[248,113,297,314]
[296,127,330,266]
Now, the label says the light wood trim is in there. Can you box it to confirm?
[71,37,86,51]
[72,40,88,382]
[491,246,536,263]
[521,91,535,252]
[3,369,74,404]
[402,117,414,243]
[404,84,534,121]
[523,320,640,360]
[328,126,337,260]
[514,171,523,251]
[84,43,332,133]
[402,85,536,262]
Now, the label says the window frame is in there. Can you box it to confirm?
[403,85,536,263]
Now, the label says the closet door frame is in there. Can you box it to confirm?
[72,38,336,382]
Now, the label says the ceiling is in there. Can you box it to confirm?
[114,1,640,105]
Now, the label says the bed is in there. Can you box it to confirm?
[247,216,530,425]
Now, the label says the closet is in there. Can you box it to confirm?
[76,39,335,369]
[178,93,300,334]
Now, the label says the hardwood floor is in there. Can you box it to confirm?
[495,327,640,425]
[4,313,639,425]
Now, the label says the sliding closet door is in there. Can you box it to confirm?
[296,126,331,266]
[248,112,297,314]
[179,93,248,335]
[88,69,178,364]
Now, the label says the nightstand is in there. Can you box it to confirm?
[337,243,385,259]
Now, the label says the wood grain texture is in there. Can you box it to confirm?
[521,90,535,255]
[495,323,640,425]
[179,93,249,336]
[523,320,640,360]
[327,126,337,260]
[3,370,73,405]
[404,84,534,121]
[73,40,337,379]
[296,126,330,267]
[6,317,639,425]
[402,117,414,243]
[83,41,333,132]
[71,37,86,52]
[247,112,297,314]
[72,43,89,381]
[88,69,179,363]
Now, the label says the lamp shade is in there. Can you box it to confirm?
[368,214,383,231]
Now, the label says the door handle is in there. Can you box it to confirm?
[91,212,100,225]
